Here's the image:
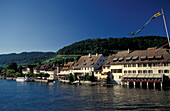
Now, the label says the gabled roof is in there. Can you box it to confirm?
[103,48,170,66]
[64,62,74,67]
[73,54,103,68]
[60,62,75,71]
[39,64,50,70]
[47,66,58,71]
[34,65,41,70]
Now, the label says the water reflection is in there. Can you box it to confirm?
[0,79,170,111]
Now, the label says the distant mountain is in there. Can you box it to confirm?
[0,52,56,66]
[57,36,169,56]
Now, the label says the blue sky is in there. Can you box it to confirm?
[0,0,170,54]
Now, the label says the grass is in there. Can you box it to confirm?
[42,54,82,64]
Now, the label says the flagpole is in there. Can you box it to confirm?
[161,9,170,47]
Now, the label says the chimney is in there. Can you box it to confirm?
[128,48,130,53]
[96,53,98,56]
[89,53,91,57]
[53,63,55,67]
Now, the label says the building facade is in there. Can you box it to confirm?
[70,53,105,80]
[102,48,170,84]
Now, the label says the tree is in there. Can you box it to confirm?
[6,69,15,77]
[106,72,111,84]
[16,73,24,77]
[43,73,50,77]
[68,74,74,82]
[6,62,17,72]
[18,65,23,73]
[0,67,2,74]
[28,73,34,77]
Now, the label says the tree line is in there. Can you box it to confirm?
[0,62,50,78]
[0,52,56,66]
[57,36,168,56]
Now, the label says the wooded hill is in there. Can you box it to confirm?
[0,36,168,67]
[0,52,56,66]
[57,36,168,56]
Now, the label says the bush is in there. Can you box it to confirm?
[68,75,74,82]
[43,73,50,77]
[16,73,23,77]
[6,69,15,77]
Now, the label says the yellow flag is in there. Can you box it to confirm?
[153,12,161,18]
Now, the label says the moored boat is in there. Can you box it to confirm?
[16,76,29,82]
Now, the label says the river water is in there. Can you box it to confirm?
[0,79,169,111]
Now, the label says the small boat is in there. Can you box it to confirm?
[53,80,60,83]
[16,76,29,82]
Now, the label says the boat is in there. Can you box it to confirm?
[16,76,29,82]
[53,80,60,83]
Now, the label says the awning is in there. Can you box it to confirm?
[153,74,163,78]
[122,74,163,79]
[137,74,146,78]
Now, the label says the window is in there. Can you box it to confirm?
[107,66,110,69]
[117,69,122,73]
[132,56,138,61]
[138,64,142,67]
[153,63,157,67]
[103,66,105,69]
[148,70,153,73]
[128,64,131,67]
[112,69,122,73]
[143,63,147,67]
[128,70,131,74]
[113,58,118,62]
[158,70,163,73]
[143,70,147,74]
[119,76,122,79]
[118,58,124,61]
[132,64,136,67]
[133,70,136,74]
[141,56,147,61]
[148,63,152,67]
[124,64,127,67]
[126,57,132,61]
[112,69,115,73]
[124,70,127,74]
[164,70,169,73]
[138,70,142,74]
[164,63,168,66]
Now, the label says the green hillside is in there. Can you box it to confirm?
[42,55,81,65]
[0,52,56,66]
[1,36,168,67]
[57,36,168,56]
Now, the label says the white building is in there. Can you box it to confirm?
[102,48,170,84]
[70,53,105,80]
